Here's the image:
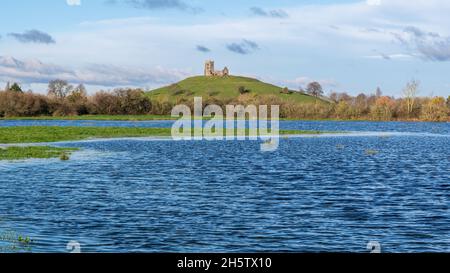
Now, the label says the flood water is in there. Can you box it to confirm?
[0,120,449,253]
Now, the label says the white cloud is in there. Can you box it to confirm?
[364,53,413,60]
[66,0,81,6]
[366,0,382,6]
[7,1,450,69]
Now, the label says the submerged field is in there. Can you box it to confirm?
[0,120,449,252]
[0,126,328,145]
[0,115,176,121]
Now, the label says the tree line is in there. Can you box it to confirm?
[324,80,449,121]
[0,80,173,117]
[0,80,449,121]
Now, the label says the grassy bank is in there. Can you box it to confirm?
[0,146,78,160]
[0,127,172,144]
[0,115,176,121]
[0,126,331,144]
[148,75,322,104]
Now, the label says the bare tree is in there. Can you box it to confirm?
[48,80,73,99]
[306,82,323,97]
[403,80,420,117]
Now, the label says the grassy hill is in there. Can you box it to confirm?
[147,76,325,104]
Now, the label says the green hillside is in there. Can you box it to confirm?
[147,76,324,104]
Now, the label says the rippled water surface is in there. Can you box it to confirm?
[0,120,449,252]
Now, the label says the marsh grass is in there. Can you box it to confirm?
[0,127,332,144]
[2,115,176,121]
[0,146,79,160]
[0,127,172,144]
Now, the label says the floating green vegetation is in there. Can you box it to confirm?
[17,235,33,245]
[365,149,379,155]
[59,152,70,161]
[0,230,34,253]
[0,146,78,160]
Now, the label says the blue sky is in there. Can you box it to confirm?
[1,0,450,97]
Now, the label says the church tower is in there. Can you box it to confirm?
[204,60,215,76]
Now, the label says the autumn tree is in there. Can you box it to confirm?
[329,92,338,103]
[67,84,88,103]
[0,91,48,117]
[114,88,152,115]
[371,96,395,120]
[421,97,449,121]
[355,93,369,116]
[88,91,120,115]
[65,84,89,115]
[306,82,323,97]
[337,92,352,102]
[335,100,353,119]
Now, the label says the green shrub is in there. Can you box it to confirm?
[238,86,250,94]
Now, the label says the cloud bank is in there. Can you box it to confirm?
[393,26,450,61]
[0,56,189,87]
